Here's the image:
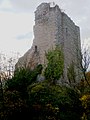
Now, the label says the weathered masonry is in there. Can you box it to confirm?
[16,3,81,84]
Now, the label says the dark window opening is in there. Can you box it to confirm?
[35,45,37,52]
[66,28,68,33]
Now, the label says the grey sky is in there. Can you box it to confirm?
[0,0,90,56]
[10,0,90,41]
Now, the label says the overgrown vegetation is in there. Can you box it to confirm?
[0,47,90,120]
[44,46,64,84]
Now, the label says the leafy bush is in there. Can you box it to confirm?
[80,94,90,120]
[5,64,43,97]
[0,64,43,120]
[0,90,29,120]
[28,81,83,120]
[44,46,64,84]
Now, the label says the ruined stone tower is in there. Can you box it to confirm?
[16,3,81,83]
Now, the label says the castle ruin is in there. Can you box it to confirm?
[16,3,81,84]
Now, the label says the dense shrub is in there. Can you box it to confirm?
[5,64,43,97]
[28,81,83,120]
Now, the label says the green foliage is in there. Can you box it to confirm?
[0,90,29,120]
[6,64,43,90]
[80,94,90,120]
[44,46,64,83]
[28,81,83,120]
[0,64,43,120]
[76,71,90,120]
[76,71,90,95]
[1,61,89,120]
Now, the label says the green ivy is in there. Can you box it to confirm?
[44,46,64,83]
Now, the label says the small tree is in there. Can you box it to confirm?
[44,46,64,84]
[73,41,90,87]
[80,47,90,86]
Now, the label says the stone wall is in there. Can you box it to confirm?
[16,2,81,83]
